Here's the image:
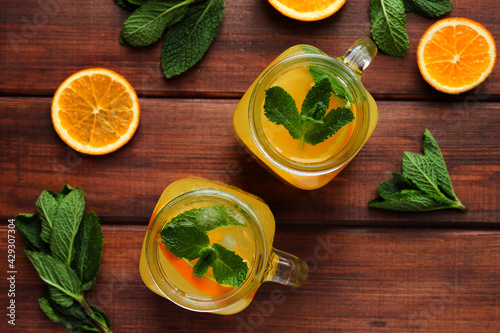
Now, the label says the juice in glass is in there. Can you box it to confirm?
[234,38,378,190]
[139,178,308,315]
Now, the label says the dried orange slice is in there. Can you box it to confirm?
[52,68,140,155]
[268,0,347,21]
[417,18,496,94]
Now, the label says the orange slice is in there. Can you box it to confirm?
[417,18,496,94]
[268,0,347,21]
[52,68,140,155]
[159,242,235,298]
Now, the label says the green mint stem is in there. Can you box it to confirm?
[80,298,112,333]
[298,122,315,151]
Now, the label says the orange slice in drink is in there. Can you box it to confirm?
[417,18,496,94]
[52,68,140,155]
[159,242,235,297]
[268,0,347,21]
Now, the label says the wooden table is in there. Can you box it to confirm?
[1,0,499,332]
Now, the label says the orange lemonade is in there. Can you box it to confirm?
[139,178,307,315]
[234,40,378,190]
[260,67,355,164]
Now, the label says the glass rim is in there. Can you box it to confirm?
[249,53,372,176]
[144,188,267,312]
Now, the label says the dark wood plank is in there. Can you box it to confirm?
[1,225,499,332]
[1,0,499,99]
[1,97,499,225]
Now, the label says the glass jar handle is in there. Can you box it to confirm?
[338,37,377,77]
[264,248,308,286]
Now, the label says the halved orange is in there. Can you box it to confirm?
[52,68,140,155]
[417,18,496,94]
[268,0,347,21]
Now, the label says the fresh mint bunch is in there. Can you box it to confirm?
[370,0,452,56]
[160,205,249,287]
[369,129,467,211]
[264,77,355,147]
[116,0,225,78]
[15,185,111,333]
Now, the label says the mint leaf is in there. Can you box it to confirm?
[264,86,302,140]
[309,66,352,103]
[161,221,210,260]
[50,187,85,266]
[422,129,458,201]
[303,106,354,146]
[121,0,191,47]
[301,77,332,119]
[377,172,416,200]
[39,296,103,332]
[402,151,454,205]
[86,301,111,332]
[194,205,244,231]
[128,0,148,5]
[168,207,205,225]
[36,189,60,243]
[370,0,410,57]
[403,0,452,17]
[193,247,218,277]
[59,184,74,196]
[369,189,445,211]
[369,129,466,211]
[14,213,50,253]
[114,0,140,11]
[72,212,103,291]
[34,186,73,245]
[211,243,249,287]
[161,0,225,78]
[301,104,328,125]
[25,251,83,303]
[38,296,77,330]
[402,0,419,12]
[48,285,76,307]
[294,78,333,133]
[86,298,111,329]
[169,205,244,232]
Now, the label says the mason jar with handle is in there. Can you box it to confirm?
[234,38,378,190]
[139,178,308,315]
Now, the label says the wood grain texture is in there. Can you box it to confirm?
[1,0,500,331]
[1,97,499,225]
[1,0,499,99]
[1,225,499,332]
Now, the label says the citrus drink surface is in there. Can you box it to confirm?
[261,67,355,164]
